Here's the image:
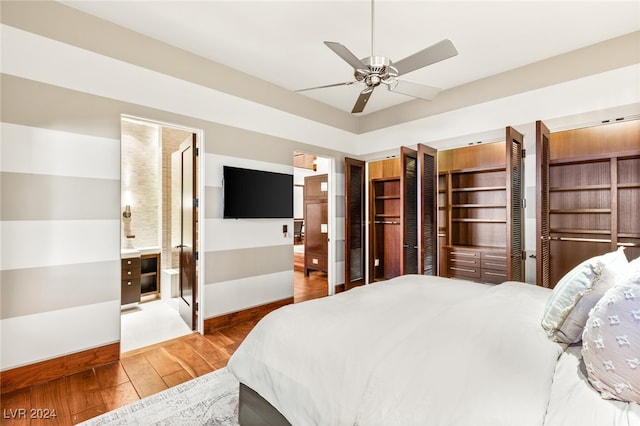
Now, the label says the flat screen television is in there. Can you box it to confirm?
[223,166,293,219]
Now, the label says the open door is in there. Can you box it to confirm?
[401,147,418,275]
[178,134,197,330]
[344,157,365,289]
[418,144,438,275]
[536,121,551,287]
[506,127,525,282]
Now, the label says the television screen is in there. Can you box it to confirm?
[223,166,293,219]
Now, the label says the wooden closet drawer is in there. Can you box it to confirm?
[481,269,507,284]
[448,264,480,279]
[481,252,506,270]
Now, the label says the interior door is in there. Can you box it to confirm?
[418,144,438,275]
[178,134,197,330]
[506,127,525,281]
[401,147,418,275]
[536,120,551,287]
[344,157,365,288]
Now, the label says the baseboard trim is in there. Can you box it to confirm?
[1,342,120,395]
[204,297,293,334]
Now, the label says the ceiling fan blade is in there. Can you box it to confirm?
[296,81,357,92]
[393,39,458,76]
[351,89,373,114]
[324,41,366,70]
[389,79,441,101]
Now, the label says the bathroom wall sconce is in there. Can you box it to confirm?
[122,205,135,247]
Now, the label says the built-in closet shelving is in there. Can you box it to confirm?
[371,176,402,280]
[438,127,524,284]
[537,119,640,287]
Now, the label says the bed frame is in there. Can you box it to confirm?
[238,383,291,426]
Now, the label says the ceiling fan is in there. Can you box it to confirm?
[297,0,458,114]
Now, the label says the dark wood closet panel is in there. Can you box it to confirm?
[418,144,438,275]
[437,127,524,284]
[344,157,365,289]
[401,147,419,275]
[537,119,640,288]
[304,174,328,276]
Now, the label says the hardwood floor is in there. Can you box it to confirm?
[0,271,328,425]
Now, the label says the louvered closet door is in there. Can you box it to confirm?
[536,121,551,287]
[506,127,525,281]
[401,147,418,275]
[344,157,365,288]
[418,144,438,275]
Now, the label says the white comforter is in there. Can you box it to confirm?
[228,275,564,425]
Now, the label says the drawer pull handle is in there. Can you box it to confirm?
[451,267,475,273]
[451,259,476,265]
[127,260,132,265]
[312,258,319,264]
[127,281,132,286]
[451,252,475,257]
[485,271,507,276]
[127,271,132,275]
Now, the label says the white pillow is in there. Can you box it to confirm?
[541,247,628,344]
[581,256,640,403]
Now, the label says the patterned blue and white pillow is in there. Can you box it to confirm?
[582,256,640,403]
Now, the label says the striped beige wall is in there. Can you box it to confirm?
[0,2,351,371]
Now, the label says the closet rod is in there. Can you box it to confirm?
[374,220,400,225]
[550,236,639,247]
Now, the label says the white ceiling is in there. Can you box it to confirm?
[61,1,640,115]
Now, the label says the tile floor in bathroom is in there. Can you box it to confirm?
[120,297,193,353]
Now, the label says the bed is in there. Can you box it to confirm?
[228,272,640,425]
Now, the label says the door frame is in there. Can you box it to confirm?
[120,114,204,335]
[293,150,336,295]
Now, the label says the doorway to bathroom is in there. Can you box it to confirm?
[119,116,200,353]
[293,152,333,302]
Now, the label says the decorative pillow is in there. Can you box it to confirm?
[541,247,628,344]
[582,256,640,403]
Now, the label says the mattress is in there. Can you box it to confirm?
[228,275,569,425]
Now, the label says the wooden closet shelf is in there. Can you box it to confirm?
[452,204,506,208]
[618,182,640,189]
[550,209,611,214]
[550,228,611,235]
[451,218,506,223]
[375,195,400,200]
[619,233,640,239]
[451,186,506,192]
[550,184,611,192]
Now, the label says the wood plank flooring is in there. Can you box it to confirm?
[0,271,328,425]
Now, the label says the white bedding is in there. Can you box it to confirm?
[543,346,640,426]
[229,275,569,425]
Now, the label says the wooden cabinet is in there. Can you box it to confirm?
[438,128,524,284]
[304,174,328,275]
[121,257,141,305]
[537,120,640,288]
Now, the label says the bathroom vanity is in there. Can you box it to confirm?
[121,248,161,305]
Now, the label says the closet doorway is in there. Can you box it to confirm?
[293,152,332,302]
[119,116,201,353]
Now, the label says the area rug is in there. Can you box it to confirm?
[80,367,239,425]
